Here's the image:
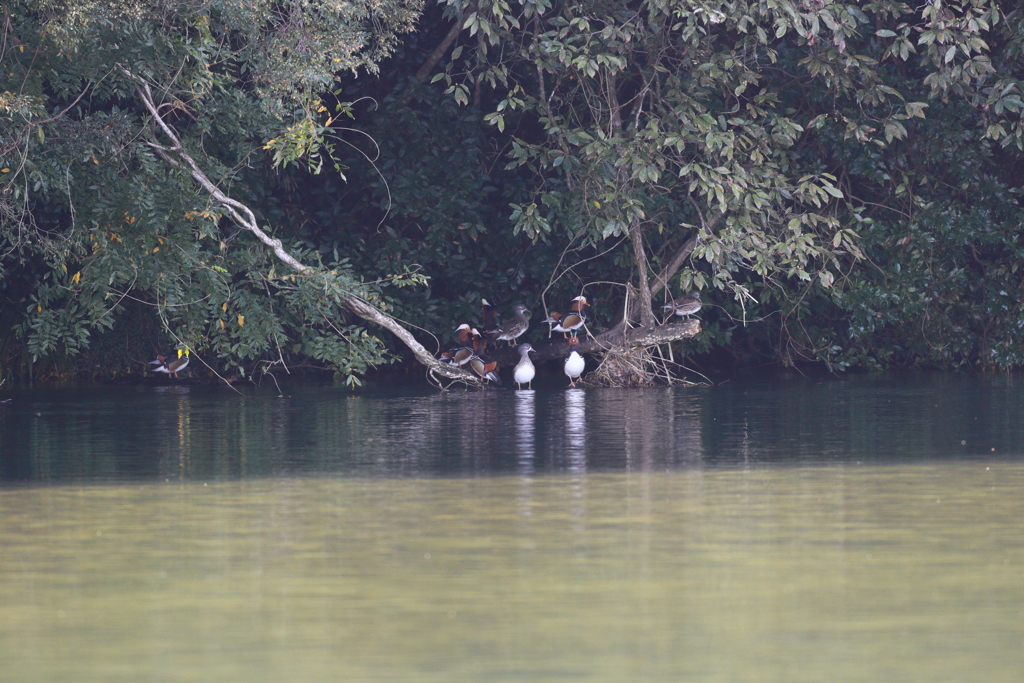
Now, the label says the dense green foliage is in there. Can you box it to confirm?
[1,0,423,381]
[3,0,1024,381]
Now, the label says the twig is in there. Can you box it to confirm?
[123,67,480,386]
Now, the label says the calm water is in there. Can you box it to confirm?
[1,374,1023,681]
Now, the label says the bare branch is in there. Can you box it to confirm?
[649,231,699,298]
[396,3,476,107]
[124,68,481,386]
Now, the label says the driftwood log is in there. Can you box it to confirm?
[481,318,701,368]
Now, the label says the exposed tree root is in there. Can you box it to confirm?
[486,318,701,364]
[585,344,660,387]
[581,341,709,388]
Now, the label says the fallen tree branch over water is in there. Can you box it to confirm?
[485,318,701,366]
[127,70,482,387]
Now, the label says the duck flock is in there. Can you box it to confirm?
[148,291,701,386]
[437,296,590,389]
[437,290,701,389]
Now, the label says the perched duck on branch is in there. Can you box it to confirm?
[439,324,501,385]
[440,324,475,367]
[487,303,530,347]
[481,298,498,331]
[662,291,701,320]
[545,296,589,338]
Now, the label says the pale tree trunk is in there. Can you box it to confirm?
[613,226,705,332]
[629,221,655,327]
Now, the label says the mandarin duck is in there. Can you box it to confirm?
[469,354,502,385]
[513,343,536,390]
[481,298,498,331]
[546,296,589,338]
[151,348,190,378]
[440,324,475,366]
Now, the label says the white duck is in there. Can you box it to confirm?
[513,343,536,390]
[563,341,585,387]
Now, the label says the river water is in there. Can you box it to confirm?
[1,374,1023,681]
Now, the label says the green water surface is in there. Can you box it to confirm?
[2,465,1022,682]
[2,376,1023,681]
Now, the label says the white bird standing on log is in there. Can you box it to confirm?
[564,339,585,387]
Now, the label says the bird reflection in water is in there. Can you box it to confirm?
[515,390,536,475]
[563,388,588,530]
[515,390,536,519]
[564,388,586,473]
[152,385,192,395]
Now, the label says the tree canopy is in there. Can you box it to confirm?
[3,0,1024,383]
